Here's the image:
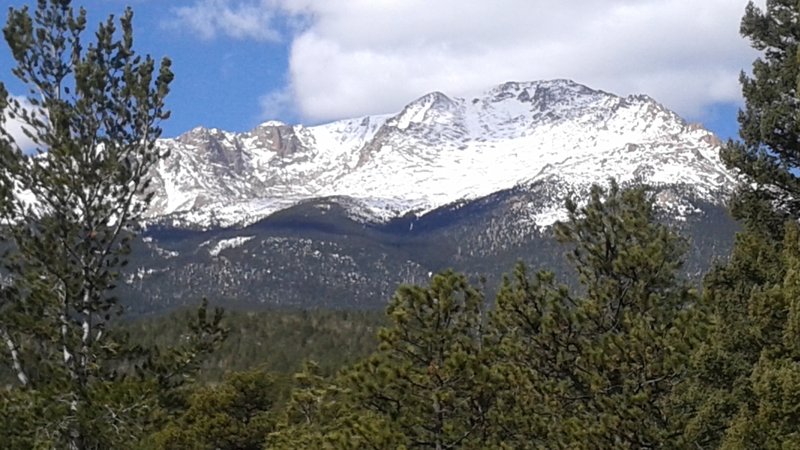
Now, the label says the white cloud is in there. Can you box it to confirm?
[169,0,283,42]
[3,96,38,154]
[259,86,296,121]
[176,0,766,124]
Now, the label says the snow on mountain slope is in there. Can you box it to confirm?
[146,79,735,228]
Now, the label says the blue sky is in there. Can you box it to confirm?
[1,0,295,138]
[1,0,762,142]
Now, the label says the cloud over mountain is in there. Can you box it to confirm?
[173,0,761,124]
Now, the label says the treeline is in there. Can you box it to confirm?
[124,308,385,380]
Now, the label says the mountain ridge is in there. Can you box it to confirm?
[147,79,736,229]
[118,79,741,312]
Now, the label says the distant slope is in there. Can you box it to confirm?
[122,184,737,314]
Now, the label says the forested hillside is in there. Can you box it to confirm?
[125,308,384,380]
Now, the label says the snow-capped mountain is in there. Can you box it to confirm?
[147,79,736,229]
[119,80,742,312]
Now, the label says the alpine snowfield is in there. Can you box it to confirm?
[148,79,737,228]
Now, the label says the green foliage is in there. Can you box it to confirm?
[0,301,226,448]
[272,271,496,449]
[490,181,701,448]
[673,2,800,447]
[721,0,800,232]
[354,271,495,448]
[677,226,780,447]
[0,1,225,447]
[679,223,800,448]
[268,362,404,450]
[0,376,163,449]
[121,309,382,447]
[152,370,281,450]
[123,308,384,381]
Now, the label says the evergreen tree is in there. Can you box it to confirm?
[679,221,800,448]
[676,221,782,447]
[675,1,800,447]
[270,271,496,449]
[0,2,225,448]
[152,370,281,450]
[490,181,701,449]
[268,362,404,449]
[717,223,800,448]
[350,270,495,449]
[721,0,800,234]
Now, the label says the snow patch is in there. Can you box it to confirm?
[208,236,255,257]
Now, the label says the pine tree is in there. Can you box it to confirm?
[678,221,800,449]
[721,0,800,234]
[0,2,225,448]
[673,2,800,447]
[152,370,281,450]
[348,270,495,449]
[270,271,496,449]
[717,223,800,448]
[490,181,701,449]
[268,362,408,449]
[675,221,780,447]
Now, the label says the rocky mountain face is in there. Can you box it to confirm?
[122,80,740,313]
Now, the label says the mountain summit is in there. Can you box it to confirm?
[148,79,735,229]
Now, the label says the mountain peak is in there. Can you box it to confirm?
[388,91,458,131]
[486,79,601,101]
[148,80,734,228]
[256,120,289,128]
[175,126,231,146]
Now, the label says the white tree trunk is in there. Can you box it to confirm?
[1,328,28,386]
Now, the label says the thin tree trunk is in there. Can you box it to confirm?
[59,284,82,449]
[1,327,28,386]
[80,289,92,379]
